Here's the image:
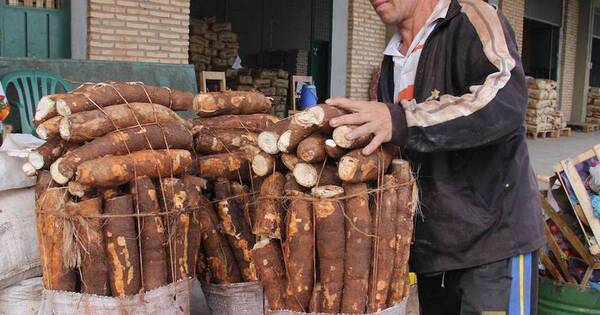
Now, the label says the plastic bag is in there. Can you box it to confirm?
[590,165,600,194]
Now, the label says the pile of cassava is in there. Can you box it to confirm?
[23,82,207,298]
[193,92,418,314]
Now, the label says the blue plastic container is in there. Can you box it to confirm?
[299,84,318,109]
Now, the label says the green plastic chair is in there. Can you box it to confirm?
[0,71,73,134]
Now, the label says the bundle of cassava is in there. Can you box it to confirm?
[192,97,419,314]
[24,82,205,313]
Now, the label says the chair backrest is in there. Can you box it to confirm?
[0,71,73,134]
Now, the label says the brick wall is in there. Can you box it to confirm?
[346,0,387,100]
[558,0,578,120]
[88,0,190,64]
[499,0,524,53]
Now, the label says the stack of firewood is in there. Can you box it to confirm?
[23,82,204,300]
[224,68,290,118]
[189,17,240,72]
[587,86,600,123]
[527,77,564,133]
[193,93,417,313]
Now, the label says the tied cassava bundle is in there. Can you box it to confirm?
[26,82,211,301]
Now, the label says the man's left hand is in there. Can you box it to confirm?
[326,97,393,155]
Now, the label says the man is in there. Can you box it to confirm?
[327,0,545,314]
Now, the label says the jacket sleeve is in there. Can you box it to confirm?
[391,3,528,152]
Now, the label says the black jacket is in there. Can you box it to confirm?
[379,0,545,273]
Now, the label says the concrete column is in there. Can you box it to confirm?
[572,0,594,123]
[70,1,87,59]
[330,0,348,97]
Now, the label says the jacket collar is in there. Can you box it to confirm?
[441,0,462,24]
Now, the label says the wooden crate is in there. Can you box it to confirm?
[552,145,600,257]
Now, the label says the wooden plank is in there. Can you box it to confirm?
[543,222,578,283]
[199,71,226,93]
[540,195,595,265]
[539,250,565,282]
[560,158,600,249]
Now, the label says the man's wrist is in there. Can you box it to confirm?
[385,102,408,147]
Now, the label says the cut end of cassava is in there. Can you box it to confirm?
[28,151,45,170]
[293,109,319,127]
[59,117,71,140]
[34,96,56,122]
[193,94,219,114]
[332,125,354,149]
[276,130,292,153]
[338,155,360,182]
[306,106,326,125]
[293,163,318,188]
[325,139,337,149]
[258,131,280,154]
[55,99,72,116]
[311,185,344,198]
[252,154,273,177]
[68,181,92,198]
[391,159,411,181]
[50,158,72,185]
[22,162,37,176]
[36,125,50,140]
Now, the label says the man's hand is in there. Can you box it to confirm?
[326,97,392,155]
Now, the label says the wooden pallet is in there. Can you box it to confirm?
[586,117,600,125]
[550,127,572,138]
[527,129,554,139]
[568,122,600,132]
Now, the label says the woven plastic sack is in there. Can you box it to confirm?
[38,278,193,315]
[268,298,408,315]
[589,165,600,194]
[202,281,265,315]
[0,277,43,315]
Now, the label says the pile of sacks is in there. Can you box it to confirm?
[526,77,565,133]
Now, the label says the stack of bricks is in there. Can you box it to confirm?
[87,0,190,64]
[526,77,565,134]
[189,17,239,72]
[226,68,289,118]
[586,87,600,124]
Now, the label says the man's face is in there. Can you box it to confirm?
[371,0,416,25]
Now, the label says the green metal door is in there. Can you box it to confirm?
[0,1,70,58]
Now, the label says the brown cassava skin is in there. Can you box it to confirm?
[55,82,193,115]
[197,196,243,284]
[309,283,323,313]
[281,153,301,172]
[75,149,192,188]
[69,198,110,295]
[196,151,250,181]
[192,113,279,134]
[253,172,286,239]
[29,138,67,170]
[159,178,190,282]
[67,181,96,199]
[338,144,398,183]
[35,170,54,199]
[60,103,188,143]
[341,183,372,314]
[103,194,142,297]
[214,179,257,282]
[34,84,95,124]
[130,177,168,291]
[367,175,398,312]
[296,133,328,163]
[54,123,192,183]
[283,192,314,312]
[251,238,287,310]
[284,174,307,195]
[388,160,416,305]
[325,139,348,159]
[332,125,373,149]
[36,116,62,140]
[312,186,346,313]
[196,250,212,285]
[276,111,320,153]
[257,119,291,154]
[231,182,255,235]
[193,91,272,117]
[183,175,206,277]
[36,187,77,291]
[252,151,276,177]
[194,129,257,155]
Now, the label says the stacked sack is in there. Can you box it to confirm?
[189,17,239,72]
[23,82,203,313]
[587,86,600,123]
[226,68,290,118]
[193,94,418,314]
[526,77,564,132]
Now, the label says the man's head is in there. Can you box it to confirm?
[370,0,418,25]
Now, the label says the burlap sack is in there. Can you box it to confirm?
[38,278,193,315]
[202,281,265,315]
[267,298,407,315]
